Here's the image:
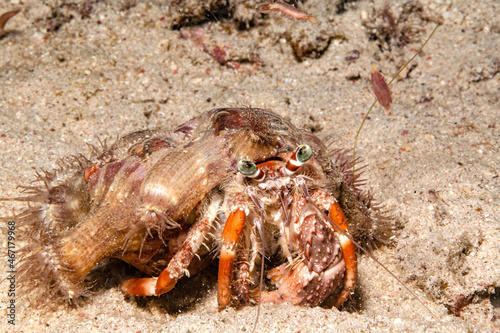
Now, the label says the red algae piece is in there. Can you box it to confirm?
[371,64,393,115]
[211,45,227,65]
[257,2,317,24]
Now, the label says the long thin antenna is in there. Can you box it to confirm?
[352,24,440,180]
[251,241,266,333]
[246,189,268,333]
[294,178,437,318]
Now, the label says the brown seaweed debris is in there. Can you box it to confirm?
[0,9,20,38]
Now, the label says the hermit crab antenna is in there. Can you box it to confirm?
[284,144,312,175]
[237,159,266,182]
[352,24,439,181]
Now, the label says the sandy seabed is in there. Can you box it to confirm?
[0,0,499,332]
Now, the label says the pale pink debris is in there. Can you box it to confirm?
[257,2,317,24]
[371,64,393,115]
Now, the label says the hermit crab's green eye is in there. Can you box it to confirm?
[296,144,312,163]
[284,144,313,176]
[237,159,258,176]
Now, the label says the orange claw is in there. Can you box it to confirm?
[155,268,179,295]
[84,164,99,182]
[328,202,357,307]
[217,209,246,311]
[121,277,158,296]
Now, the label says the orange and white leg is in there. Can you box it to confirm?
[233,245,251,306]
[328,201,357,308]
[260,207,346,306]
[121,197,221,296]
[303,189,357,307]
[217,208,246,310]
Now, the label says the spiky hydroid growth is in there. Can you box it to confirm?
[4,155,94,306]
[325,148,396,248]
[2,119,234,307]
[2,131,181,306]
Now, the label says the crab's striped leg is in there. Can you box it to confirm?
[292,185,357,308]
[121,197,221,296]
[218,208,246,310]
[259,203,346,306]
[328,201,357,307]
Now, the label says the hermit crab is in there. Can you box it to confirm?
[5,108,393,309]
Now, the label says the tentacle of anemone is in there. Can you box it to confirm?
[218,209,246,310]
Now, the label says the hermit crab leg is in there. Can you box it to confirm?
[296,182,357,307]
[298,180,436,315]
[328,201,357,307]
[121,197,221,296]
[218,208,246,310]
[260,203,346,306]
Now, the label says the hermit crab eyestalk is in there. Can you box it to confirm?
[237,159,265,182]
[285,144,312,175]
[297,144,312,162]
